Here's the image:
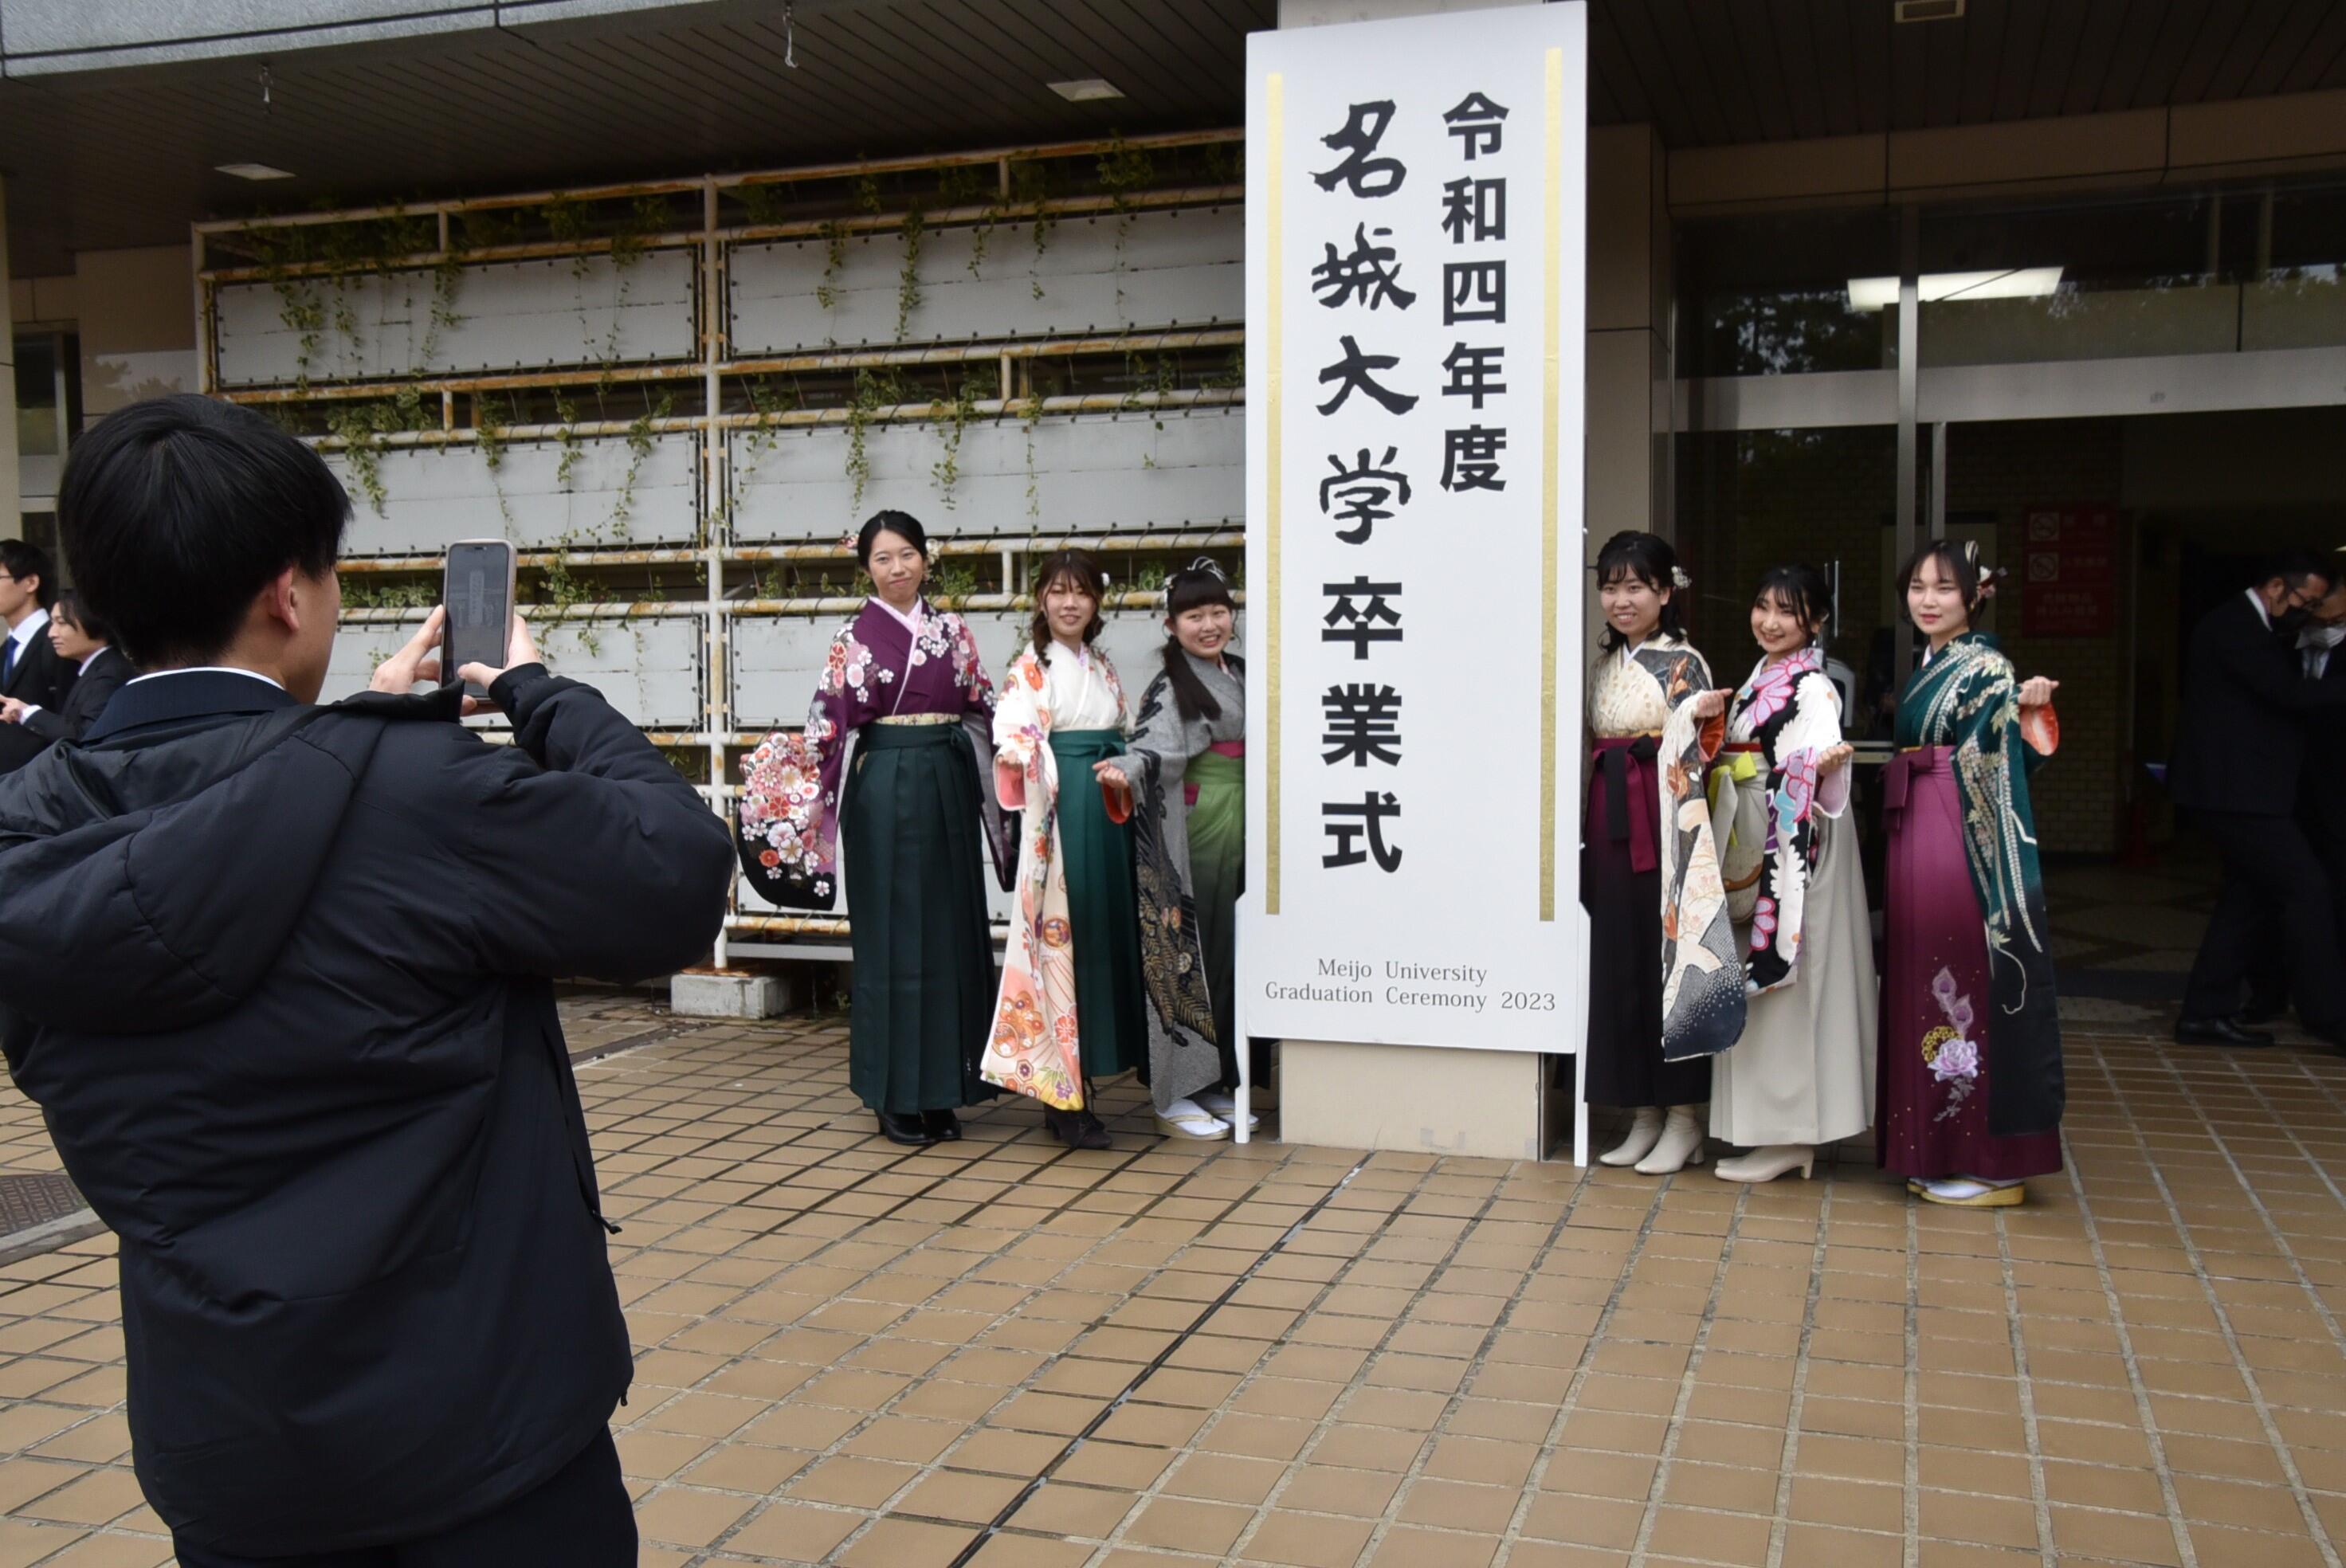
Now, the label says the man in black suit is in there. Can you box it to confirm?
[0,540,72,774]
[2246,569,2346,1025]
[2171,551,2346,1049]
[0,395,734,1565]
[0,592,134,745]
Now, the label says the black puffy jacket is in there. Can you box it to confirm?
[0,664,733,1556]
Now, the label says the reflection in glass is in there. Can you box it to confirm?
[1679,211,1899,378]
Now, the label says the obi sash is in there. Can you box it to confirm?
[1591,733,1661,874]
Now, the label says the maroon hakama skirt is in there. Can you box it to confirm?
[1877,748,2062,1182]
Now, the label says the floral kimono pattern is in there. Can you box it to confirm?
[1122,660,1238,1115]
[1894,633,2063,1136]
[736,600,1014,908]
[1647,649,1740,1061]
[978,643,1131,1110]
[1708,648,1849,994]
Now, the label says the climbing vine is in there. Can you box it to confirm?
[843,367,911,512]
[896,209,926,340]
[930,367,998,508]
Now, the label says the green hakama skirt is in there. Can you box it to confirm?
[1187,747,1245,1085]
[1050,728,1148,1080]
[843,721,997,1113]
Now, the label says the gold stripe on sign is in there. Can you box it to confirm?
[1539,45,1563,923]
[1265,71,1285,915]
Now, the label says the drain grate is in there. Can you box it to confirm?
[0,1174,88,1238]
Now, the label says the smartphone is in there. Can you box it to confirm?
[441,539,516,700]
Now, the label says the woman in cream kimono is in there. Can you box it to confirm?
[978,550,1148,1149]
[1583,531,1736,1176]
[1693,564,1873,1183]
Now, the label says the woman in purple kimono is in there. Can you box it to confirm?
[737,512,1014,1147]
[1880,540,2063,1206]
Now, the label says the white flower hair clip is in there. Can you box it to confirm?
[1671,566,1693,590]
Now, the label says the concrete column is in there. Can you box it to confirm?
[0,179,21,532]
[1265,0,1629,1162]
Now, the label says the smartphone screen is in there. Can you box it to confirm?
[442,540,515,700]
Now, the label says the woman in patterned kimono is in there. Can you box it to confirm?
[1097,560,1249,1141]
[1693,564,1874,1184]
[1880,540,2064,1207]
[1584,531,1722,1175]
[735,511,1014,1148]
[978,550,1148,1150]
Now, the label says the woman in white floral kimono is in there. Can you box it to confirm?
[1690,564,1873,1183]
[978,551,1148,1149]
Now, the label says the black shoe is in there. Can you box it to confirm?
[877,1110,936,1146]
[2174,1015,2274,1049]
[922,1109,963,1142]
[1045,1107,1113,1150]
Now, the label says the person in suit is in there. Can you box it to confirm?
[0,541,74,775]
[2170,551,2346,1049]
[2246,569,2346,1027]
[0,592,134,744]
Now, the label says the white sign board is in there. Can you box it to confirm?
[1242,3,1587,1053]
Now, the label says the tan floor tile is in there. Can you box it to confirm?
[835,1516,976,1568]
[1398,1477,1520,1533]
[2049,1505,2184,1566]
[720,1499,865,1563]
[1363,1526,1498,1568]
[36,1535,174,1568]
[633,1485,755,1549]
[1237,1510,1376,1567]
[1120,1495,1252,1556]
[962,1534,1094,1568]
[1162,1452,1283,1506]
[1645,1505,1771,1565]
[681,1441,811,1494]
[1010,1480,1136,1539]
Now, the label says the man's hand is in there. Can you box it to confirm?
[370,606,492,717]
[0,698,27,725]
[2018,676,2058,708]
[456,612,541,714]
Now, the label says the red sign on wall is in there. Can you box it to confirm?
[2022,506,2117,638]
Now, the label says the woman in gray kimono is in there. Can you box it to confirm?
[1096,561,1250,1139]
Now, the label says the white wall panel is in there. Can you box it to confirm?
[320,613,702,727]
[331,431,699,554]
[728,406,1242,543]
[728,206,1242,351]
[215,249,696,386]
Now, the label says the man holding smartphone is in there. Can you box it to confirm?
[0,394,735,1566]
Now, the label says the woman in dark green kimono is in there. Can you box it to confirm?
[978,551,1148,1149]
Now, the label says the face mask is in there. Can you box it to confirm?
[2304,624,2346,649]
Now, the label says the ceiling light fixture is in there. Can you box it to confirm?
[1048,78,1124,102]
[216,163,296,182]
[1893,0,1965,21]
[1846,267,2063,312]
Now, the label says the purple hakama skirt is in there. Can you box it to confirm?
[1877,747,2062,1182]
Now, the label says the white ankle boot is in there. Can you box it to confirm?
[1600,1107,1664,1166]
[1712,1143,1814,1183]
[1635,1106,1706,1174]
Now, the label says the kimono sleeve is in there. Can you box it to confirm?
[1108,669,1189,794]
[736,625,861,910]
[1779,671,1850,821]
[993,649,1049,809]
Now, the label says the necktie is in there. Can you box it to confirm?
[2,639,17,688]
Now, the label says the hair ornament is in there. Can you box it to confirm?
[1961,538,1982,566]
[1183,556,1231,581]
[1670,566,1692,590]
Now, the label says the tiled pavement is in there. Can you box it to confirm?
[0,1000,2343,1566]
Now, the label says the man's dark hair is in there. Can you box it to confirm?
[0,540,55,610]
[57,395,347,668]
[2262,550,2336,595]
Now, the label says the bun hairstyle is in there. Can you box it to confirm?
[1896,536,2005,621]
[1161,557,1238,723]
[1752,562,1833,648]
[1028,548,1108,659]
[855,509,929,567]
[1595,529,1688,652]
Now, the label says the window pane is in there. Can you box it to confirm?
[14,337,59,457]
[1678,211,1900,378]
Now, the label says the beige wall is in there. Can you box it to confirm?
[74,246,199,421]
